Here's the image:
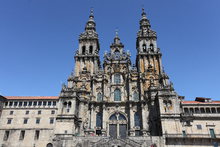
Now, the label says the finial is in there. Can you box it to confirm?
[142,5,145,13]
[141,6,146,18]
[115,28,119,37]
[90,7,94,16]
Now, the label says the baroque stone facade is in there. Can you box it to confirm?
[0,9,220,147]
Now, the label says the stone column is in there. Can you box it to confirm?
[57,99,63,115]
[78,102,84,135]
[102,104,107,136]
[142,103,149,136]
[71,98,76,115]
[129,104,135,136]
[90,104,95,130]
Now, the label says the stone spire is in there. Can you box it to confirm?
[139,8,151,29]
[85,8,96,31]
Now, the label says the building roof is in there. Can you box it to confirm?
[4,96,59,100]
[181,101,220,104]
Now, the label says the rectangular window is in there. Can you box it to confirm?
[19,130,25,140]
[23,118,28,124]
[28,101,32,106]
[53,101,56,106]
[3,131,10,141]
[51,110,55,114]
[48,101,51,106]
[38,110,41,115]
[25,111,29,115]
[38,101,42,106]
[7,119,12,124]
[182,130,187,137]
[9,102,13,106]
[9,111,13,115]
[34,130,40,140]
[33,101,37,106]
[50,118,54,124]
[43,101,47,106]
[210,129,216,138]
[36,118,40,124]
[196,124,202,130]
[5,102,8,106]
[14,102,18,106]
[23,102,27,106]
[18,102,23,107]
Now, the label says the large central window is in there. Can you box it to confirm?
[114,89,121,101]
[114,74,121,84]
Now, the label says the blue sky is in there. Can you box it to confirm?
[0,0,220,101]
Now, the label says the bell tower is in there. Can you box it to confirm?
[74,9,101,76]
[136,8,163,89]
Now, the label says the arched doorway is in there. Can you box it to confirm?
[109,113,127,139]
[46,143,53,147]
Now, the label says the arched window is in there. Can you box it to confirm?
[200,108,205,113]
[96,112,102,128]
[142,44,146,52]
[89,45,93,54]
[97,93,102,102]
[119,113,126,120]
[206,108,211,113]
[114,74,121,84]
[195,108,200,113]
[211,108,216,113]
[82,46,86,55]
[217,108,220,113]
[133,92,139,101]
[189,108,194,114]
[150,44,154,50]
[109,114,117,120]
[134,112,141,127]
[46,143,53,147]
[184,108,189,114]
[114,89,121,101]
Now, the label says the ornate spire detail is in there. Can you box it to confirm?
[85,8,96,31]
[79,8,98,40]
[114,29,120,45]
[139,8,150,29]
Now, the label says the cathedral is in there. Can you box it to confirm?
[0,9,220,147]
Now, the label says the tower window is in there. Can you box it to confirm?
[150,43,154,50]
[89,45,93,54]
[114,74,121,84]
[114,89,121,101]
[210,129,216,138]
[50,118,54,124]
[142,44,146,52]
[82,46,86,55]
[97,93,103,102]
[3,130,10,141]
[182,130,187,137]
[96,112,102,128]
[34,130,40,140]
[196,124,202,130]
[134,112,141,127]
[23,118,28,124]
[19,130,25,140]
[9,111,13,115]
[7,119,12,124]
[36,118,40,124]
[133,92,139,101]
